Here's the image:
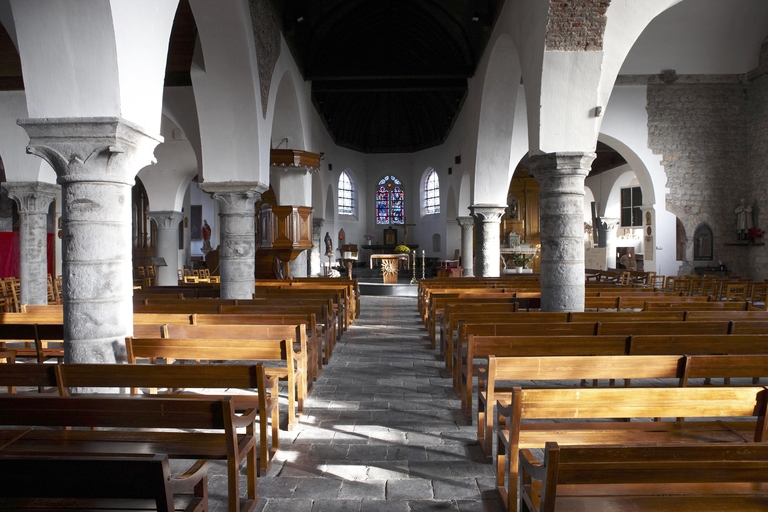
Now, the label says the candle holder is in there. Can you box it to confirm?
[410,250,417,284]
[421,250,426,280]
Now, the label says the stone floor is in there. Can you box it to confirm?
[204,295,501,512]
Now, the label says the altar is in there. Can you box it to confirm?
[370,254,410,284]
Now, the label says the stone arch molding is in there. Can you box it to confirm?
[474,33,522,205]
[271,70,306,151]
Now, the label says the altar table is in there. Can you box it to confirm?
[370,254,410,284]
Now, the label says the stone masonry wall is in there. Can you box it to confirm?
[546,0,610,51]
[647,82,751,277]
[747,72,768,280]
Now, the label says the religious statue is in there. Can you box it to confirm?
[736,198,753,241]
[324,231,333,257]
[201,219,212,250]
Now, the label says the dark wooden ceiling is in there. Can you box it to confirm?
[273,0,505,153]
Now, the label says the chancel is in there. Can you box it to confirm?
[2,1,768,510]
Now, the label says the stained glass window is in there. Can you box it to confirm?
[375,175,405,225]
[424,169,439,214]
[338,170,354,215]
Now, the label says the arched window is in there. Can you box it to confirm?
[376,175,404,225]
[338,170,355,215]
[424,169,440,214]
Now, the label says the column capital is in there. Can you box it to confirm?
[2,181,59,214]
[528,151,596,180]
[469,204,506,223]
[18,117,162,185]
[599,217,621,231]
[199,181,267,214]
[147,210,183,230]
[456,216,474,228]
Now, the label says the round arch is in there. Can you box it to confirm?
[474,33,523,205]
[271,70,305,150]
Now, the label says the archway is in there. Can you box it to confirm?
[474,34,522,205]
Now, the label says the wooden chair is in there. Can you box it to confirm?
[725,283,747,302]
[672,278,692,295]
[184,275,199,284]
[751,282,768,309]
[209,275,220,283]
[700,279,721,300]
[649,274,665,290]
[620,271,631,286]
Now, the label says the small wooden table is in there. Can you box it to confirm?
[370,254,410,284]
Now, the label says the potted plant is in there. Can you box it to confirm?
[509,252,533,272]
[363,234,376,245]
[394,245,410,254]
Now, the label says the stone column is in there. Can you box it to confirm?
[2,182,59,305]
[309,218,324,277]
[199,182,265,299]
[469,205,505,277]
[147,211,183,286]
[529,152,596,312]
[19,117,161,363]
[457,216,475,277]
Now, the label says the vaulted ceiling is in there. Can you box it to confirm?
[272,0,506,153]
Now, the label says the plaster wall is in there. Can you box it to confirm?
[0,90,54,183]
[599,85,675,275]
[137,116,198,212]
[11,0,176,135]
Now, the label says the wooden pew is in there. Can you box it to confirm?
[495,386,768,512]
[0,323,64,363]
[160,322,309,401]
[645,300,749,311]
[519,442,768,512]
[126,336,304,431]
[454,320,738,393]
[54,362,279,476]
[460,335,631,421]
[0,453,209,512]
[478,354,685,453]
[0,392,263,512]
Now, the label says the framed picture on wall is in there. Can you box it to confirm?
[191,205,202,241]
[384,227,397,246]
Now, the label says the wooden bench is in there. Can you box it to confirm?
[461,335,631,421]
[0,323,64,363]
[54,362,279,476]
[495,386,768,512]
[0,453,209,511]
[454,320,740,392]
[127,336,304,431]
[520,442,768,512]
[0,392,263,512]
[478,354,685,453]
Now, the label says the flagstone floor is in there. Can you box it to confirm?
[206,295,502,512]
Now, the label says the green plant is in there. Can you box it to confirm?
[509,252,533,268]
[394,245,410,254]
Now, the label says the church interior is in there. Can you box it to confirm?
[3,0,768,511]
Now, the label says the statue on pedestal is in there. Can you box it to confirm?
[736,198,753,241]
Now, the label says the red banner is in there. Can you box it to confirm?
[0,232,55,279]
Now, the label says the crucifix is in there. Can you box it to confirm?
[401,216,416,246]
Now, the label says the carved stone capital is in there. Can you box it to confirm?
[147,210,184,230]
[469,204,506,223]
[199,181,267,215]
[18,117,162,185]
[528,151,596,185]
[456,216,474,229]
[2,181,59,214]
